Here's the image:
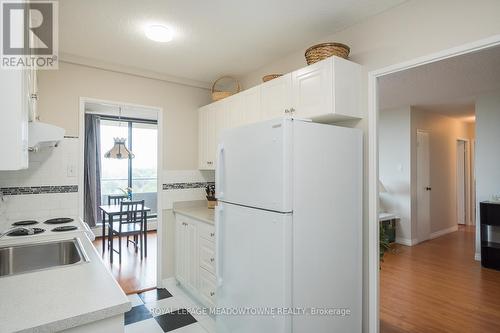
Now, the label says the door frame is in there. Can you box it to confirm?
[416,129,431,243]
[78,97,164,287]
[367,34,500,333]
[456,138,471,225]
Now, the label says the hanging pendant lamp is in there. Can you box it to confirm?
[104,107,135,159]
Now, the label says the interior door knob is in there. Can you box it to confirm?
[426,187,432,191]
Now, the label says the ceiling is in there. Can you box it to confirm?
[58,0,406,84]
[379,45,500,120]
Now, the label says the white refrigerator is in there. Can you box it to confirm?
[215,118,362,333]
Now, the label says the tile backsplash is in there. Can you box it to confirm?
[0,138,215,228]
[162,170,214,210]
[0,138,79,228]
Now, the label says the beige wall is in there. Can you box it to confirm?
[379,107,412,242]
[37,61,211,280]
[410,109,475,238]
[237,1,500,330]
[38,61,211,170]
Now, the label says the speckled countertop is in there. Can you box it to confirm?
[173,200,215,224]
[0,219,131,333]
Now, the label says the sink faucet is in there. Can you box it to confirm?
[0,226,35,240]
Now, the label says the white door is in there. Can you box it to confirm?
[416,130,431,243]
[216,118,292,212]
[215,202,292,333]
[260,73,292,120]
[457,140,467,225]
[292,59,332,119]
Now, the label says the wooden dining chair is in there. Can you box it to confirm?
[105,194,128,250]
[108,194,128,206]
[108,200,145,264]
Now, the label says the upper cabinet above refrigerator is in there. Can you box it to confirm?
[197,56,362,170]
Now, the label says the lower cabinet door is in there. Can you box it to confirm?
[175,218,187,284]
[199,267,216,307]
[185,221,199,293]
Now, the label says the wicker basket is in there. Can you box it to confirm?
[305,43,350,65]
[262,74,283,82]
[211,76,241,101]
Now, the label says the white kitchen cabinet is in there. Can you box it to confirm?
[260,73,292,120]
[175,213,216,308]
[233,85,261,126]
[197,56,362,170]
[292,56,362,121]
[198,105,216,170]
[0,69,31,170]
[175,215,199,295]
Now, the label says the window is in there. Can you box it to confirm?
[100,118,158,217]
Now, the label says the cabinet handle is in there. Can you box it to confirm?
[207,161,213,165]
[210,291,215,296]
[290,107,295,113]
[210,258,215,262]
[31,93,38,100]
[284,109,289,114]
[210,232,215,237]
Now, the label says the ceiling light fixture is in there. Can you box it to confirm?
[145,24,173,43]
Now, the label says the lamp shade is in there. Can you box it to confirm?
[104,138,135,159]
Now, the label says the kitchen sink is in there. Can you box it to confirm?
[0,238,89,277]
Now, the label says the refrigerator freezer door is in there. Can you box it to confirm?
[216,118,292,213]
[215,202,292,333]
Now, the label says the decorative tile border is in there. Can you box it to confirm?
[162,182,215,190]
[0,185,78,196]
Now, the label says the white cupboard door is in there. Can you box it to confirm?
[199,238,216,275]
[199,105,216,170]
[238,86,261,126]
[175,217,186,284]
[260,73,292,120]
[198,107,207,169]
[0,69,29,170]
[186,220,199,293]
[292,58,332,119]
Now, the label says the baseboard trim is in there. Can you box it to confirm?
[161,277,178,289]
[395,237,417,246]
[430,225,458,239]
[475,252,481,261]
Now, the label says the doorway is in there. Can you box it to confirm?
[371,37,500,333]
[416,130,431,243]
[456,139,468,225]
[79,97,164,294]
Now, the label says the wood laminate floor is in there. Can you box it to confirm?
[380,225,500,332]
[93,231,157,295]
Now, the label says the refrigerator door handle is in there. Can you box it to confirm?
[215,205,223,287]
[215,143,224,199]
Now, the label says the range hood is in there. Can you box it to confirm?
[28,121,65,151]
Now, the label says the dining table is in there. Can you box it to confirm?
[99,204,151,262]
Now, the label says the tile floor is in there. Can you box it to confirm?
[125,283,215,333]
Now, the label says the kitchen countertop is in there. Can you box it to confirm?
[0,219,131,333]
[173,200,214,224]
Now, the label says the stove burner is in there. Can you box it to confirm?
[12,220,39,226]
[8,227,45,236]
[44,217,74,225]
[52,226,78,232]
